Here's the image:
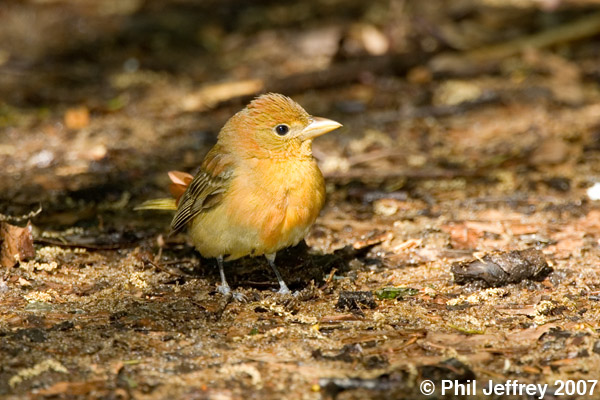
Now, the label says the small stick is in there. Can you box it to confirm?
[320,268,338,290]
[0,205,42,223]
[431,12,600,74]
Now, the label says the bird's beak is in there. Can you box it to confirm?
[298,117,342,141]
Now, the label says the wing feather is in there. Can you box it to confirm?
[170,148,234,232]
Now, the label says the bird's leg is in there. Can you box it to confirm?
[265,253,291,295]
[216,256,246,301]
[216,256,231,295]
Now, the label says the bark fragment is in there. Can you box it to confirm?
[451,248,551,287]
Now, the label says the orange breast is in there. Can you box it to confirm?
[225,157,325,254]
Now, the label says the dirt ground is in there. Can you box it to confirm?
[3,0,600,399]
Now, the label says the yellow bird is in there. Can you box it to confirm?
[138,93,342,295]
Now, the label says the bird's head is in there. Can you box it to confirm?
[218,93,342,159]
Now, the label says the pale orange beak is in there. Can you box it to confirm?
[297,117,342,141]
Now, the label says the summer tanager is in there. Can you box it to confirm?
[138,93,342,296]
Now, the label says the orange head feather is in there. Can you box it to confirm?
[217,93,341,159]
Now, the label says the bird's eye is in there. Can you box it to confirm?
[275,124,289,136]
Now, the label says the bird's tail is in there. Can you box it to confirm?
[134,198,177,211]
[134,170,193,212]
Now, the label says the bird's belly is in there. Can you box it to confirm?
[188,204,262,260]
[189,159,325,260]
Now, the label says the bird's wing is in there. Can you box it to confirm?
[170,150,234,233]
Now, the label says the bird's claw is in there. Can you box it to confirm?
[217,284,247,302]
[232,292,248,302]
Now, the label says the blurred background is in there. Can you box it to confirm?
[3,0,600,226]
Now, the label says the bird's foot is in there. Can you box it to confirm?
[276,285,292,295]
[217,284,247,302]
[217,283,231,296]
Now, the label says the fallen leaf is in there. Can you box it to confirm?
[64,106,90,130]
[352,231,393,249]
[375,287,419,300]
[35,380,105,396]
[182,79,264,111]
[505,324,558,343]
[441,223,481,249]
[1,222,35,268]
